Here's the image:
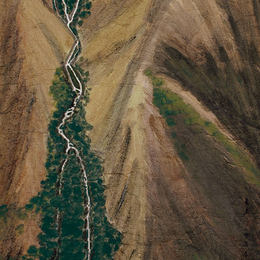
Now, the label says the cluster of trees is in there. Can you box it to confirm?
[0,204,27,228]
[23,68,74,259]
[54,0,92,28]
[62,70,122,259]
[23,67,121,260]
[58,154,86,260]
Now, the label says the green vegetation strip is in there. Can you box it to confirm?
[1,1,121,260]
[145,69,260,186]
[55,0,92,28]
[23,67,121,260]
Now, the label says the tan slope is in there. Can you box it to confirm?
[0,0,73,256]
[0,0,258,259]
[81,0,260,259]
[80,0,154,258]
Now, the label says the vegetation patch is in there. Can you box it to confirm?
[0,204,28,245]
[54,0,92,28]
[22,66,121,259]
[21,2,122,259]
[15,224,24,235]
[144,69,164,87]
[160,44,260,169]
[145,70,260,186]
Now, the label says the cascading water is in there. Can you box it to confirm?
[54,0,91,259]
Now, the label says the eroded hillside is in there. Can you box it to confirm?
[0,0,73,256]
[80,0,260,259]
[0,0,259,259]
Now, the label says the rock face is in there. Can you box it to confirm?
[0,0,259,259]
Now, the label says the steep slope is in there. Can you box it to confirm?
[154,0,260,168]
[0,0,73,257]
[80,0,260,259]
[80,0,154,258]
[0,0,259,259]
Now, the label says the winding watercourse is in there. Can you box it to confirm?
[54,0,91,259]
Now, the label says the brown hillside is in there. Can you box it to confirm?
[0,0,259,259]
[80,0,260,259]
[0,0,73,256]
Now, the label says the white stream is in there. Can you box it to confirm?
[54,0,91,259]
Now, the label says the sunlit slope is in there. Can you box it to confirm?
[80,0,260,259]
[80,0,153,259]
[0,0,73,257]
[0,0,258,259]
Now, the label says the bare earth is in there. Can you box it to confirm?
[0,0,259,259]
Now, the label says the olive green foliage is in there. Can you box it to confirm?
[153,87,189,161]
[163,45,260,169]
[0,204,28,223]
[78,20,83,27]
[144,69,164,87]
[15,224,24,235]
[145,70,260,185]
[192,254,207,260]
[0,257,17,260]
[0,204,28,246]
[23,67,121,260]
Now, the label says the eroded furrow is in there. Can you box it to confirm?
[55,0,91,259]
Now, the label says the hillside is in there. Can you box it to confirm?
[80,0,260,259]
[0,0,259,259]
[0,0,73,256]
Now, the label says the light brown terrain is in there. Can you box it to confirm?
[0,0,260,259]
[81,0,260,259]
[0,0,73,256]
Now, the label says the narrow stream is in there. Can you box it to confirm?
[54,0,91,259]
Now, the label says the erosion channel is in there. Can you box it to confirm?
[23,1,122,259]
